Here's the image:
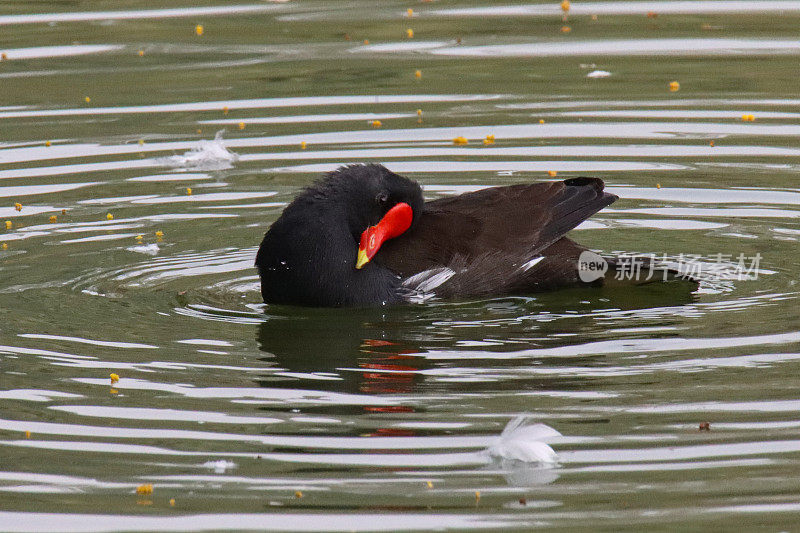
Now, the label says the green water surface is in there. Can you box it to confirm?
[1,1,800,531]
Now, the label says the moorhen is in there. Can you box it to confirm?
[256,163,618,307]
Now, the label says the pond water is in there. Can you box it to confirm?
[1,1,800,530]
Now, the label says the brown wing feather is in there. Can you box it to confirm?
[377,178,617,284]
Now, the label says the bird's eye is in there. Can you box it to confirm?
[375,192,389,204]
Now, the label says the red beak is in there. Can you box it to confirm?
[356,202,413,269]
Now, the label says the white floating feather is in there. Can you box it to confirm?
[164,130,239,170]
[487,415,560,464]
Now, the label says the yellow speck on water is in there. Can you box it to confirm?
[539,119,545,124]
[710,140,715,147]
[483,134,495,145]
[371,120,382,128]
[548,170,558,177]
[475,491,481,502]
[414,69,422,79]
[169,498,175,507]
[186,187,192,196]
[138,50,144,57]
[110,388,118,394]
[14,203,22,211]
[49,215,57,223]
[561,26,571,33]
[591,14,598,20]
[136,484,153,495]
[426,481,434,489]
[135,235,143,242]
[741,114,755,121]
[155,231,164,238]
[1,243,7,250]
[106,213,113,220]
[294,490,303,498]
[25,431,31,439]
[223,106,229,115]
[453,136,468,145]
[195,24,204,36]
[406,28,414,38]
[45,141,51,147]
[5,221,11,230]
[138,139,144,146]
[238,122,245,130]
[110,373,119,383]
[656,183,661,189]
[407,8,414,17]
[416,109,422,116]
[363,39,369,45]
[561,0,570,12]
[84,96,91,103]
[61,209,66,216]
[300,141,307,150]
[1,53,7,60]
[669,81,680,92]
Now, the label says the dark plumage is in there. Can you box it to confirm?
[256,164,617,307]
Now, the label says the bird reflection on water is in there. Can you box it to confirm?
[253,281,695,485]
[255,278,698,403]
[256,306,426,400]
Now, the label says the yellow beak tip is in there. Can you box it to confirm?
[355,249,370,269]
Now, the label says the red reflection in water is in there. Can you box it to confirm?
[361,426,417,437]
[358,340,421,430]
[361,339,399,347]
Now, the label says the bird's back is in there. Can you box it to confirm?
[376,177,617,300]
